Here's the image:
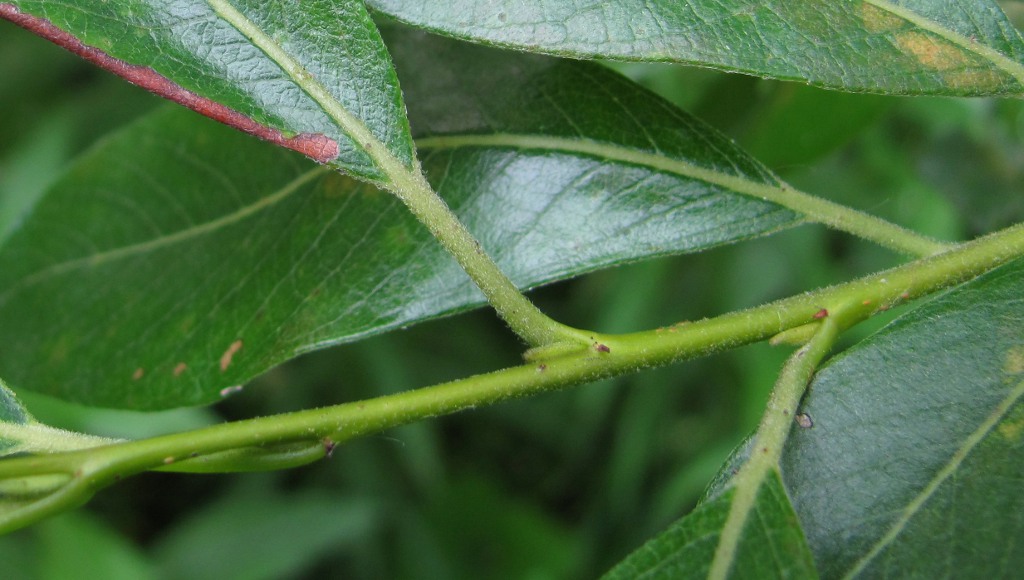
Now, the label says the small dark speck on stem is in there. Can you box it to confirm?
[323,438,337,458]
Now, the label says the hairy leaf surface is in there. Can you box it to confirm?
[0,0,415,180]
[0,378,113,457]
[370,0,1024,96]
[782,256,1024,577]
[0,34,797,408]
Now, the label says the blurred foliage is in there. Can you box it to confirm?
[2,15,1023,579]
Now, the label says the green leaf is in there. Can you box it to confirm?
[1,0,415,180]
[152,485,379,580]
[0,379,32,434]
[0,378,115,457]
[0,34,797,409]
[421,474,582,579]
[36,512,156,580]
[604,469,817,579]
[390,28,800,280]
[781,256,1024,577]
[369,0,1024,96]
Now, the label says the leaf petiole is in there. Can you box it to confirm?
[209,0,592,347]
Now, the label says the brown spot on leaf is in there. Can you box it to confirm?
[220,340,243,372]
[173,362,188,376]
[813,308,829,319]
[132,368,144,381]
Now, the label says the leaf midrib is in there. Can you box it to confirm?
[416,133,949,257]
[0,166,327,304]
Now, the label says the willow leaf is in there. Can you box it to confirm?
[370,0,1024,96]
[782,256,1024,577]
[0,0,415,181]
[604,469,817,579]
[0,33,798,409]
[0,379,114,458]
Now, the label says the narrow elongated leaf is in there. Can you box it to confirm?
[0,33,797,409]
[781,256,1024,577]
[604,469,817,579]
[370,0,1024,96]
[390,29,799,283]
[153,490,379,580]
[1,0,415,180]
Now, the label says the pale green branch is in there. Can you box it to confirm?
[1,221,1022,534]
[708,316,839,579]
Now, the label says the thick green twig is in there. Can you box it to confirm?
[0,221,1022,534]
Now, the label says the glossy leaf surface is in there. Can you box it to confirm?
[604,469,817,579]
[370,0,1024,96]
[0,0,415,179]
[0,34,797,409]
[782,256,1024,577]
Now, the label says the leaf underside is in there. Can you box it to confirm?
[1,0,415,179]
[781,256,1024,577]
[604,257,1024,577]
[370,0,1024,96]
[604,469,817,579]
[0,30,797,409]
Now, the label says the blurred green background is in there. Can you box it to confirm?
[3,7,1024,578]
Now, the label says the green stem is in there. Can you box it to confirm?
[383,169,593,347]
[708,317,839,579]
[209,0,586,348]
[416,134,950,258]
[2,221,1023,534]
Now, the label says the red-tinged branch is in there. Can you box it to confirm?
[0,3,339,164]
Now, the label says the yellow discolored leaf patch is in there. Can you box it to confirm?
[997,405,1024,443]
[1003,344,1024,376]
[861,2,905,34]
[896,31,968,71]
